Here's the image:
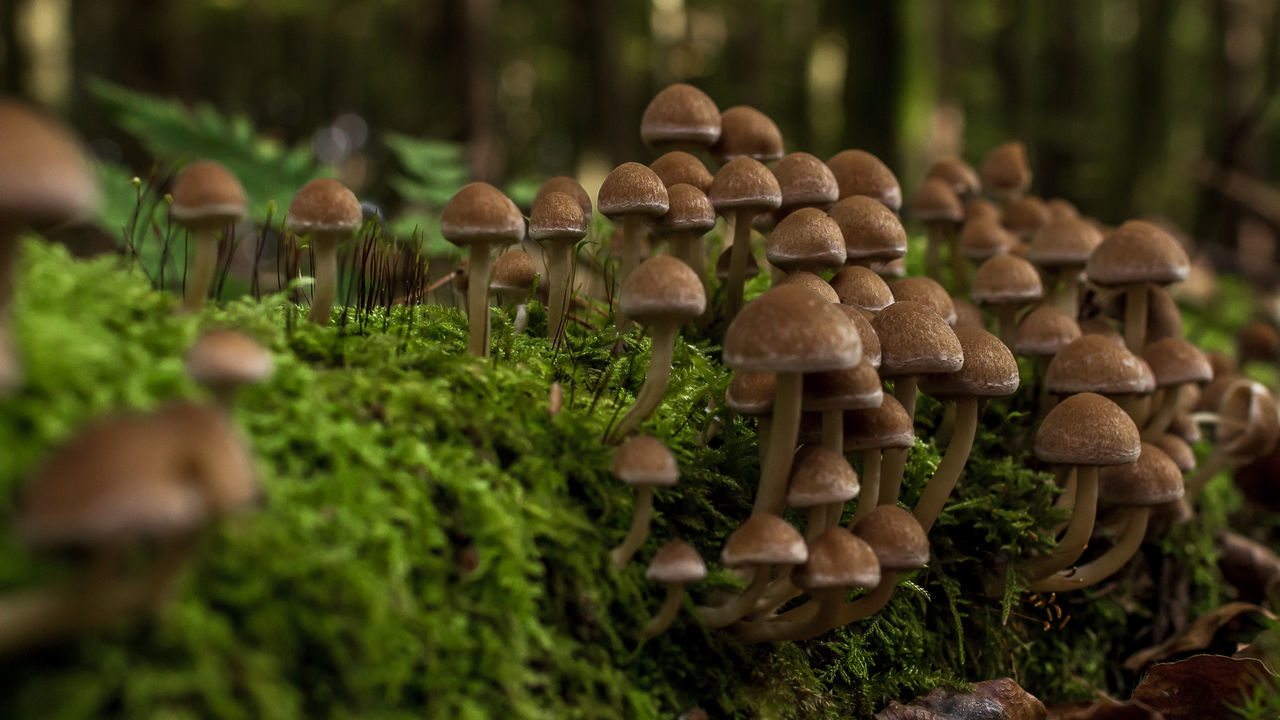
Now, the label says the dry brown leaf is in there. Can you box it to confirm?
[1123,602,1276,671]
[1131,654,1276,720]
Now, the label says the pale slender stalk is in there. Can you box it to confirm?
[734,571,899,643]
[1116,393,1148,427]
[851,451,882,523]
[182,229,219,313]
[619,216,644,288]
[641,582,685,640]
[913,398,978,533]
[1142,384,1185,441]
[1052,467,1077,509]
[804,506,827,544]
[725,209,754,319]
[546,240,574,343]
[609,485,655,568]
[512,302,529,334]
[895,376,919,422]
[466,241,493,355]
[608,320,678,444]
[924,222,945,281]
[754,372,802,515]
[1030,466,1098,579]
[1030,508,1151,593]
[948,234,967,294]
[1123,283,1148,354]
[307,234,339,324]
[828,571,899,626]
[822,409,844,455]
[781,587,846,642]
[1053,268,1081,318]
[696,569,770,627]
[877,447,909,508]
[1186,448,1230,500]
[668,234,694,267]
[994,304,1018,343]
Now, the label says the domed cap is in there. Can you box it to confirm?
[723,284,862,373]
[911,177,964,223]
[1001,196,1051,240]
[920,327,1019,399]
[831,266,894,314]
[1035,393,1141,465]
[534,176,593,220]
[965,198,1002,224]
[925,156,981,197]
[827,149,902,211]
[840,305,882,368]
[766,207,845,273]
[959,217,1016,260]
[619,255,706,323]
[709,157,782,214]
[710,106,784,162]
[611,435,679,486]
[804,356,883,411]
[654,183,716,236]
[1079,317,1125,345]
[778,270,839,303]
[726,371,775,415]
[1045,334,1156,395]
[1027,217,1103,268]
[640,83,721,149]
[851,505,930,571]
[490,249,537,292]
[1086,220,1190,286]
[844,394,914,451]
[1216,380,1280,459]
[1047,198,1080,220]
[0,100,100,223]
[440,181,524,245]
[650,151,714,192]
[871,258,907,279]
[829,195,909,262]
[170,160,247,227]
[1012,305,1081,357]
[185,329,274,389]
[721,514,807,567]
[598,162,670,218]
[1098,443,1185,506]
[872,301,964,378]
[1143,337,1211,388]
[287,178,362,235]
[787,446,860,508]
[980,141,1032,198]
[890,277,956,325]
[1154,433,1196,472]
[972,254,1043,305]
[529,190,588,242]
[793,528,881,590]
[953,297,986,331]
[715,245,758,281]
[773,152,839,210]
[646,539,708,584]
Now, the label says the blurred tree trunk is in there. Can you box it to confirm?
[993,0,1028,140]
[461,0,502,183]
[1112,0,1173,219]
[836,3,900,164]
[1037,1,1082,202]
[577,0,631,165]
[1,0,20,95]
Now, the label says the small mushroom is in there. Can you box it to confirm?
[1026,217,1102,315]
[772,151,839,215]
[598,162,670,302]
[441,182,526,355]
[640,83,722,153]
[1085,220,1190,353]
[697,514,807,627]
[829,195,908,269]
[608,436,679,568]
[844,394,915,524]
[925,156,982,201]
[710,106,784,164]
[650,151,715,193]
[709,157,782,318]
[911,177,964,282]
[890,276,957,326]
[1000,196,1051,243]
[184,329,274,410]
[972,254,1044,341]
[1141,337,1212,441]
[827,149,902,211]
[170,161,248,314]
[529,190,588,343]
[653,183,715,290]
[765,207,845,284]
[830,265,894,315]
[287,178,363,325]
[489,249,537,335]
[641,539,707,639]
[979,141,1032,203]
[787,446,861,542]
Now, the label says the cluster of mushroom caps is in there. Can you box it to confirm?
[595,85,1280,644]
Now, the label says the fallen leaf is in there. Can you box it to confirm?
[878,678,1046,719]
[1131,654,1276,720]
[1218,532,1280,602]
[1123,602,1276,671]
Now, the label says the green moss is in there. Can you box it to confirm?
[0,238,1238,718]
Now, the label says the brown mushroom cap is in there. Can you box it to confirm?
[599,162,670,219]
[1098,443,1185,506]
[827,149,902,211]
[851,505,930,572]
[793,527,881,590]
[1045,334,1156,395]
[766,207,845,272]
[709,157,783,214]
[920,327,1019,399]
[965,198,1002,224]
[872,301,964,377]
[287,178,363,235]
[440,182,524,245]
[1027,217,1103,268]
[529,190,588,241]
[723,284,862,373]
[1001,196,1051,239]
[787,446,861,508]
[911,177,964,223]
[773,152,839,210]
[1217,381,1280,458]
[711,106,784,162]
[611,435,680,486]
[185,330,274,389]
[925,156,981,197]
[721,514,808,567]
[1078,317,1126,345]
[952,297,986,331]
[980,141,1032,198]
[1035,392,1141,466]
[650,151,715,193]
[533,176,593,220]
[1047,198,1080,220]
[170,160,247,227]
[804,356,883,411]
[830,265,894,314]
[871,258,907,278]
[715,245,759,280]
[839,305,881,368]
[1086,220,1190,286]
[1154,433,1196,473]
[959,217,1017,260]
[640,83,722,149]
[844,394,915,451]
[1012,305,1081,357]
[646,539,708,584]
[619,255,706,323]
[1143,337,1212,388]
[972,254,1044,306]
[890,277,957,325]
[778,270,840,303]
[0,101,100,223]
[655,183,716,236]
[490,249,537,292]
[829,195,909,262]
[726,371,775,415]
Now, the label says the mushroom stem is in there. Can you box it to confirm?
[609,485,655,568]
[668,233,694,268]
[1186,448,1231,500]
[547,240,574,344]
[994,304,1018,342]
[1123,283,1149,354]
[725,209,754,319]
[734,571,900,643]
[696,568,771,627]
[466,240,493,355]
[513,301,529,335]
[641,582,686,640]
[608,320,679,444]
[782,587,847,642]
[1029,507,1151,592]
[829,570,899,626]
[895,375,919,422]
[0,225,19,392]
[1053,467,1078,510]
[804,506,827,544]
[1054,268,1081,318]
[913,397,978,534]
[307,233,340,324]
[182,228,220,313]
[924,222,945,281]
[1030,465,1099,579]
[1142,384,1185,441]
[949,236,967,294]
[877,447,909,508]
[619,215,645,288]
[851,451,882,523]
[822,409,844,456]
[754,372,803,515]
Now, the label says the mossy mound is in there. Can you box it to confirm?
[0,239,1235,718]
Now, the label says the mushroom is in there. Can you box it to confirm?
[972,254,1044,341]
[1000,196,1051,243]
[640,83,722,153]
[827,149,902,211]
[872,299,964,422]
[772,151,839,215]
[0,101,99,393]
[170,161,248,314]
[184,329,274,410]
[845,394,915,523]
[529,190,588,343]
[607,256,706,443]
[723,285,862,515]
[608,435,679,568]
[1011,304,1081,414]
[803,354,883,458]
[697,514,807,627]
[979,141,1032,203]
[1085,220,1190,354]
[653,183,715,289]
[830,265,894,315]
[489,248,537,335]
[787,446,861,541]
[1047,198,1080,220]
[287,178,363,325]
[925,156,982,201]
[1045,334,1156,424]
[910,177,964,282]
[650,151,715,193]
[598,162,670,300]
[1141,337,1212,441]
[710,106,785,164]
[726,370,776,468]
[914,328,1019,533]
[890,276,957,326]
[533,176,593,221]
[1187,380,1280,499]
[952,297,986,330]
[641,539,707,639]
[1026,217,1102,316]
[440,182,526,356]
[957,216,1016,295]
[709,157,782,318]
[778,270,839,303]
[829,195,908,269]
[765,208,845,285]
